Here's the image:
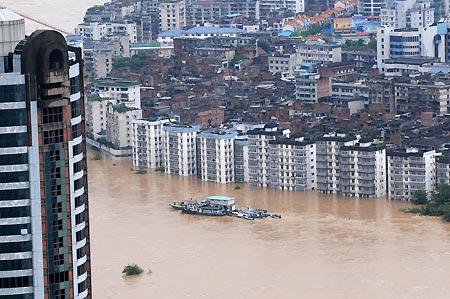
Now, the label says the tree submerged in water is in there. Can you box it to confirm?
[403,184,450,222]
[122,263,144,276]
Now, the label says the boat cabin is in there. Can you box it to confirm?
[207,196,236,212]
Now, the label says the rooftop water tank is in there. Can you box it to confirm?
[0,8,25,56]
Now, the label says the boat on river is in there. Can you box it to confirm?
[181,202,227,216]
[169,199,197,210]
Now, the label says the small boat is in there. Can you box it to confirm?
[271,214,281,219]
[242,208,269,218]
[231,210,255,220]
[169,199,197,210]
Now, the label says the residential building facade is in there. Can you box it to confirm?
[387,149,441,200]
[131,119,171,169]
[316,133,358,194]
[267,138,317,191]
[162,124,200,176]
[197,131,237,184]
[339,141,386,197]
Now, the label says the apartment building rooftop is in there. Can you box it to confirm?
[197,130,238,139]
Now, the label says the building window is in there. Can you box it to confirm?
[51,185,62,197]
[43,106,63,124]
[70,76,80,95]
[43,129,64,144]
[54,253,64,266]
[51,167,61,179]
[52,202,62,214]
[52,219,63,232]
[71,99,81,118]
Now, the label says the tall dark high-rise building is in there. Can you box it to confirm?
[0,9,91,299]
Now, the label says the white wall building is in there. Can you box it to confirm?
[258,0,305,18]
[131,119,173,169]
[106,103,142,151]
[297,41,342,66]
[316,133,359,194]
[85,95,117,139]
[159,0,186,31]
[339,140,386,197]
[376,25,445,73]
[381,0,434,29]
[162,124,200,176]
[268,52,302,78]
[387,149,441,200]
[267,137,317,191]
[197,131,238,184]
[75,22,137,43]
[436,156,450,185]
[91,78,141,108]
[247,124,290,187]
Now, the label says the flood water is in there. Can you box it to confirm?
[1,0,104,33]
[88,153,450,299]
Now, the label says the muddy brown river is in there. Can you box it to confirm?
[88,153,450,299]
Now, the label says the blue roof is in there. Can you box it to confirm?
[429,66,450,74]
[158,28,185,37]
[197,131,238,139]
[185,26,244,35]
[280,31,293,37]
[226,13,241,18]
[162,124,201,133]
[207,196,236,201]
[97,129,106,136]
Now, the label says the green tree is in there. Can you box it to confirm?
[122,263,144,276]
[412,190,428,205]
[367,38,377,51]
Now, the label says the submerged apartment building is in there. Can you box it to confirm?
[197,131,237,184]
[339,140,386,197]
[247,124,289,188]
[267,137,317,191]
[316,133,358,194]
[0,9,91,299]
[387,149,441,200]
[162,123,200,176]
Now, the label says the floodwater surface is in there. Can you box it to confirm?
[88,154,450,299]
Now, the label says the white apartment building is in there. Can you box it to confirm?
[387,149,442,200]
[436,156,450,185]
[359,0,384,16]
[247,124,290,187]
[268,52,302,78]
[234,136,249,183]
[160,0,186,31]
[106,103,142,150]
[297,41,342,66]
[85,95,117,139]
[131,119,173,169]
[197,131,238,184]
[296,72,330,104]
[257,0,305,18]
[376,25,445,73]
[316,133,359,194]
[381,0,434,29]
[267,137,317,191]
[339,140,386,197]
[162,124,200,176]
[92,78,141,108]
[76,22,137,43]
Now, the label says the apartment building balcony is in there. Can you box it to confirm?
[358,159,374,166]
[358,167,374,173]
